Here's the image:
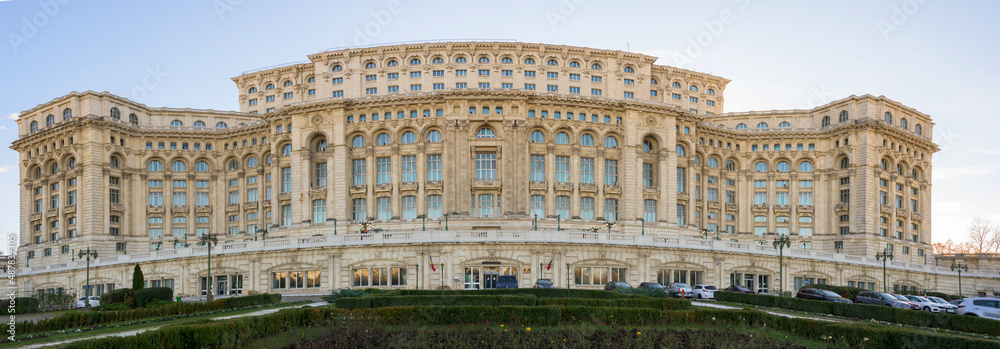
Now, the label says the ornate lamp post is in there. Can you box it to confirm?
[533,214,538,231]
[638,218,645,235]
[77,248,98,308]
[199,233,219,302]
[557,215,562,231]
[603,221,616,234]
[171,238,189,248]
[951,263,969,297]
[444,213,450,231]
[359,220,373,234]
[875,246,894,293]
[333,218,337,235]
[418,214,426,231]
[772,235,791,295]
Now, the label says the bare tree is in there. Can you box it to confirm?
[967,217,1000,253]
[933,239,972,254]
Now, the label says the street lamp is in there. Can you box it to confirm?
[875,246,894,293]
[556,215,562,231]
[772,235,791,295]
[444,213,450,231]
[533,214,538,231]
[171,238,189,248]
[77,248,98,309]
[603,221,616,234]
[359,220,373,234]
[638,218,645,235]
[418,214,426,231]
[951,263,969,297]
[333,218,337,235]
[199,233,219,302]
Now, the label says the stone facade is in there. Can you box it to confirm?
[11,41,999,298]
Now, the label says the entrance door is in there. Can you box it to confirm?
[216,275,228,296]
[743,274,756,292]
[483,273,499,289]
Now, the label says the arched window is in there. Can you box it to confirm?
[776,161,790,172]
[247,156,259,168]
[351,136,366,148]
[283,80,294,87]
[50,162,58,174]
[900,118,908,130]
[67,157,76,169]
[455,56,467,63]
[590,63,601,70]
[193,121,206,128]
[476,127,496,138]
[884,112,893,124]
[778,121,791,128]
[170,120,183,127]
[196,161,209,172]
[282,144,292,155]
[376,133,391,145]
[840,158,849,169]
[799,161,813,172]
[707,89,715,95]
[332,65,343,71]
[386,60,398,67]
[148,160,163,172]
[171,160,186,172]
[129,113,138,125]
[364,62,376,69]
[307,77,315,83]
[401,131,416,144]
[912,169,919,180]
[671,81,681,88]
[896,164,904,175]
[555,132,569,144]
[426,130,442,143]
[756,122,769,129]
[501,57,513,64]
[643,140,655,153]
[265,83,275,90]
[839,110,849,122]
[624,66,634,73]
[110,107,120,120]
[315,140,327,151]
[530,131,545,143]
[675,145,686,157]
[650,78,658,85]
[707,157,719,168]
[695,155,701,166]
[110,156,121,169]
[228,160,239,171]
[524,58,536,64]
[569,61,580,68]
[821,116,830,127]
[33,167,40,179]
[216,122,227,128]
[248,87,258,93]
[689,85,698,92]
[754,161,768,172]
[265,154,272,165]
[46,114,54,127]
[915,124,923,135]
[880,159,889,171]
[479,57,490,64]
[409,58,422,65]
[580,134,594,146]
[29,121,37,132]
[735,123,747,130]
[725,160,736,171]
[604,136,618,149]
[547,59,558,66]
[62,108,72,120]
[432,57,444,64]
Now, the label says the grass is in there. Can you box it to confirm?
[1,301,311,349]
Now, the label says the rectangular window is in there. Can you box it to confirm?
[676,205,686,226]
[623,92,634,99]
[426,155,442,181]
[580,197,595,220]
[410,84,422,91]
[455,70,467,76]
[605,199,618,221]
[312,199,326,223]
[365,88,377,95]
[387,86,399,93]
[501,70,513,77]
[172,192,187,206]
[530,155,545,181]
[352,159,366,185]
[283,92,293,99]
[401,196,417,219]
[776,192,789,205]
[676,168,686,192]
[314,163,327,187]
[799,192,813,206]
[524,71,535,77]
[642,163,654,187]
[281,167,291,193]
[840,189,850,203]
[754,192,767,205]
[569,86,580,94]
[427,195,442,218]
[401,156,416,183]
[352,199,367,221]
[432,70,444,77]
[569,73,580,80]
[228,191,239,205]
[555,156,570,183]
[546,85,558,92]
[644,200,657,222]
[478,194,495,217]
[376,197,391,220]
[501,83,513,89]
[529,195,545,218]
[456,83,467,89]
[479,69,490,76]
[376,157,391,184]
[148,192,163,206]
[580,158,594,184]
[591,89,602,96]
[475,153,497,179]
[555,196,570,219]
[591,76,602,82]
[799,180,813,188]
[433,83,444,90]
[524,84,536,90]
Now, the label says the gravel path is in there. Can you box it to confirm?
[691,300,840,322]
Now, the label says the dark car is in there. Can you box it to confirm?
[496,275,518,289]
[724,285,755,294]
[890,294,921,310]
[637,282,665,291]
[604,281,632,290]
[795,288,852,303]
[854,291,910,309]
[533,279,554,289]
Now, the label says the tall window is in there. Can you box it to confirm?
[478,194,494,216]
[799,192,813,206]
[475,153,496,179]
[642,163,654,186]
[281,205,292,226]
[676,168,686,192]
[427,195,442,218]
[580,158,594,184]
[644,200,657,222]
[377,197,391,220]
[376,157,391,184]
[427,155,442,181]
[604,160,618,185]
[754,192,767,205]
[555,156,570,182]
[776,192,789,205]
[604,199,618,221]
[580,197,594,220]
[314,163,327,186]
[530,155,545,181]
[401,156,416,183]
[530,195,545,217]
[352,199,367,221]
[312,200,326,223]
[401,196,417,219]
[281,168,291,193]
[172,191,187,206]
[352,159,366,185]
[555,196,570,218]
[677,205,686,225]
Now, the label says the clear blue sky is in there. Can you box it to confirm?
[1,0,998,245]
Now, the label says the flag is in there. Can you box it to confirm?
[546,256,554,270]
[429,256,436,272]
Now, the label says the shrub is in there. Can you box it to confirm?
[615,287,671,298]
[132,287,172,308]
[807,284,866,300]
[7,297,39,314]
[219,293,282,308]
[393,288,628,299]
[100,289,133,307]
[144,300,176,308]
[336,295,538,309]
[323,288,376,303]
[100,303,129,311]
[132,264,144,290]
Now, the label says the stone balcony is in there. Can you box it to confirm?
[196,205,213,213]
[580,183,598,193]
[725,203,739,212]
[836,203,850,212]
[426,180,443,190]
[554,182,573,192]
[472,178,502,189]
[350,185,366,194]
[773,204,791,213]
[399,182,418,192]
[752,204,769,212]
[797,205,814,213]
[147,205,165,214]
[604,185,621,194]
[374,183,393,192]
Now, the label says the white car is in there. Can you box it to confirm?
[956,298,1000,320]
[903,295,945,312]
[691,284,717,299]
[926,296,958,314]
[76,296,100,308]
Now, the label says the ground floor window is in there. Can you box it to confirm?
[464,266,518,289]
[574,267,626,286]
[657,269,704,285]
[272,271,321,290]
[353,267,405,287]
[144,279,175,291]
[81,283,115,297]
[730,272,770,293]
[793,277,827,291]
[847,280,875,291]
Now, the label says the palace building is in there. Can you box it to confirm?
[12,41,1000,298]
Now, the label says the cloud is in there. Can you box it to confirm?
[0,166,12,175]
[5,113,17,121]
[933,164,1000,181]
[0,126,7,131]
[970,148,1000,155]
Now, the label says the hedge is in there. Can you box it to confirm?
[715,291,1000,337]
[387,288,630,299]
[13,293,282,336]
[101,289,134,307]
[335,295,690,311]
[62,306,1000,349]
[133,287,173,308]
[6,297,39,314]
[804,284,867,300]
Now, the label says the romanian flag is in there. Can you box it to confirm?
[429,256,436,272]
[546,256,554,270]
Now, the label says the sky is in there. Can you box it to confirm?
[0,0,998,246]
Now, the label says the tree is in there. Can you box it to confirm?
[967,217,1000,253]
[132,264,144,290]
[933,239,971,254]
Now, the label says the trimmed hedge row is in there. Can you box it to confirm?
[15,293,282,336]
[6,297,39,314]
[133,287,173,308]
[803,284,868,300]
[64,305,1000,349]
[335,295,690,311]
[387,288,629,299]
[716,291,1000,337]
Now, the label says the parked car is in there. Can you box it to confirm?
[666,283,694,298]
[890,294,921,310]
[949,299,964,306]
[692,284,717,299]
[927,296,958,313]
[604,281,632,290]
[637,282,665,291]
[903,295,945,312]
[853,291,910,309]
[496,275,518,289]
[955,298,1000,320]
[533,279,554,289]
[723,285,755,294]
[76,296,100,308]
[795,288,852,303]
